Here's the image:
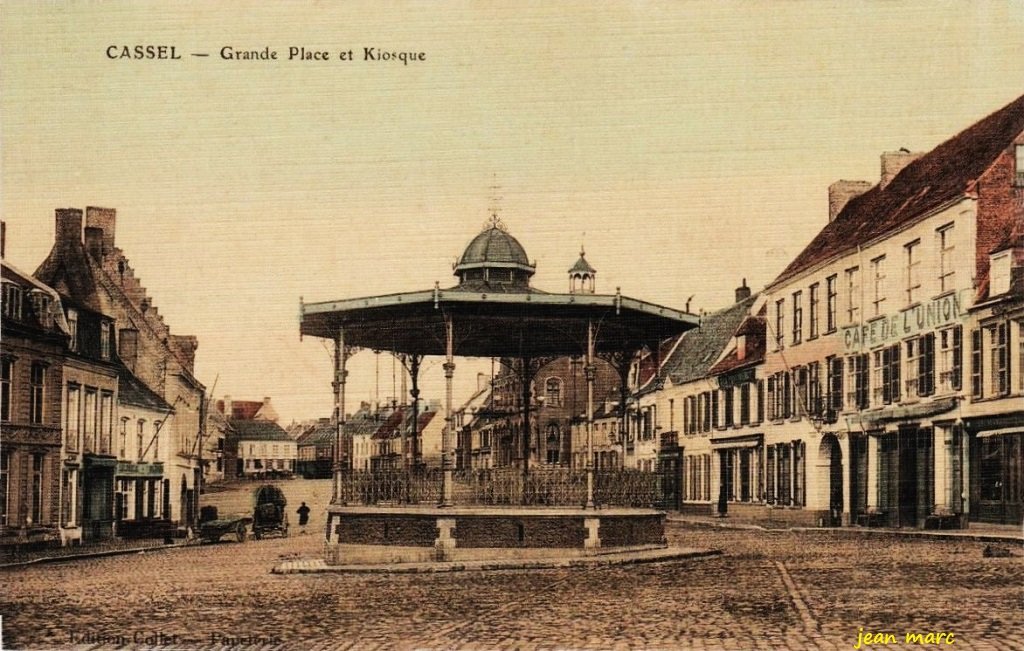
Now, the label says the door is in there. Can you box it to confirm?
[717,450,732,515]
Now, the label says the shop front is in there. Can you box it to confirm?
[965,413,1024,526]
[82,455,117,542]
[115,461,166,537]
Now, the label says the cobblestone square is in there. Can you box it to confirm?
[1,480,1021,650]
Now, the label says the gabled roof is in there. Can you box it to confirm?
[230,419,291,442]
[660,294,758,386]
[771,93,1024,290]
[118,364,174,411]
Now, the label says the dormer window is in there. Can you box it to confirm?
[100,322,111,360]
[67,309,79,352]
[736,334,747,361]
[1,282,21,320]
[990,251,1011,296]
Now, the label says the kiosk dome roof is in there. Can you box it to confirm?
[458,221,532,269]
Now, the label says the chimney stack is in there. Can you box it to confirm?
[84,227,104,260]
[828,180,873,222]
[880,149,923,189]
[1,221,6,259]
[55,208,84,247]
[735,278,751,303]
[85,207,116,256]
[224,395,233,419]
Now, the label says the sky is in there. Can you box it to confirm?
[2,1,1023,424]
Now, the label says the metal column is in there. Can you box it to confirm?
[333,327,348,503]
[441,315,455,507]
[586,320,596,509]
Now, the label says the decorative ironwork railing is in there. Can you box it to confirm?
[333,467,663,508]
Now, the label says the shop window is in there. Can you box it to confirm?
[32,453,44,524]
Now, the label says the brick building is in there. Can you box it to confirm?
[1,259,69,548]
[35,207,206,528]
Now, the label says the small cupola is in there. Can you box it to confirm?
[568,246,596,294]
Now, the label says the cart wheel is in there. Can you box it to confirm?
[235,522,246,543]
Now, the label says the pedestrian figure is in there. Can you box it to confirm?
[297,502,311,535]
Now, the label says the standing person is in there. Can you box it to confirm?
[296,502,311,535]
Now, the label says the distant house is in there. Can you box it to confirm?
[234,421,296,478]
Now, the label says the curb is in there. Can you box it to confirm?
[665,517,1023,544]
[0,542,196,570]
[272,547,722,574]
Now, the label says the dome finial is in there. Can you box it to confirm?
[484,213,508,233]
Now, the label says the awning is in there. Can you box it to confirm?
[710,434,763,450]
[977,427,1024,439]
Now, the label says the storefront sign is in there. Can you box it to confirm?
[717,366,756,389]
[116,461,164,477]
[841,291,967,352]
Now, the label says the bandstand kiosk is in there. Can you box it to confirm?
[299,217,698,564]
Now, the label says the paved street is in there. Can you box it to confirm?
[1,479,1021,650]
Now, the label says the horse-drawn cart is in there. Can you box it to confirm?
[252,484,289,539]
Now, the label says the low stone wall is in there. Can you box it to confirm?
[324,506,666,564]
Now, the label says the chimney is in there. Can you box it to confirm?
[85,207,116,255]
[735,278,751,303]
[118,328,139,371]
[55,208,84,247]
[224,395,233,419]
[880,149,923,189]
[828,180,873,221]
[1,221,5,259]
[84,227,104,260]
[263,396,272,408]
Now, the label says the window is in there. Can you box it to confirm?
[845,267,860,325]
[2,283,22,319]
[32,454,44,524]
[545,377,562,407]
[938,224,955,293]
[807,362,821,417]
[905,240,921,304]
[710,391,719,429]
[774,299,785,350]
[971,329,983,398]
[826,356,843,413]
[66,385,80,450]
[724,387,734,427]
[905,338,920,398]
[83,390,96,453]
[848,354,869,410]
[29,362,45,424]
[826,275,838,332]
[917,332,935,397]
[808,283,820,339]
[871,255,886,316]
[137,420,145,461]
[1,358,11,422]
[0,451,9,526]
[152,421,161,460]
[120,417,129,458]
[991,322,1009,397]
[882,344,901,404]
[67,309,79,352]
[990,251,1011,296]
[794,367,808,419]
[100,393,113,455]
[739,383,751,425]
[792,291,803,344]
[938,326,962,392]
[756,380,764,423]
[100,322,111,360]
